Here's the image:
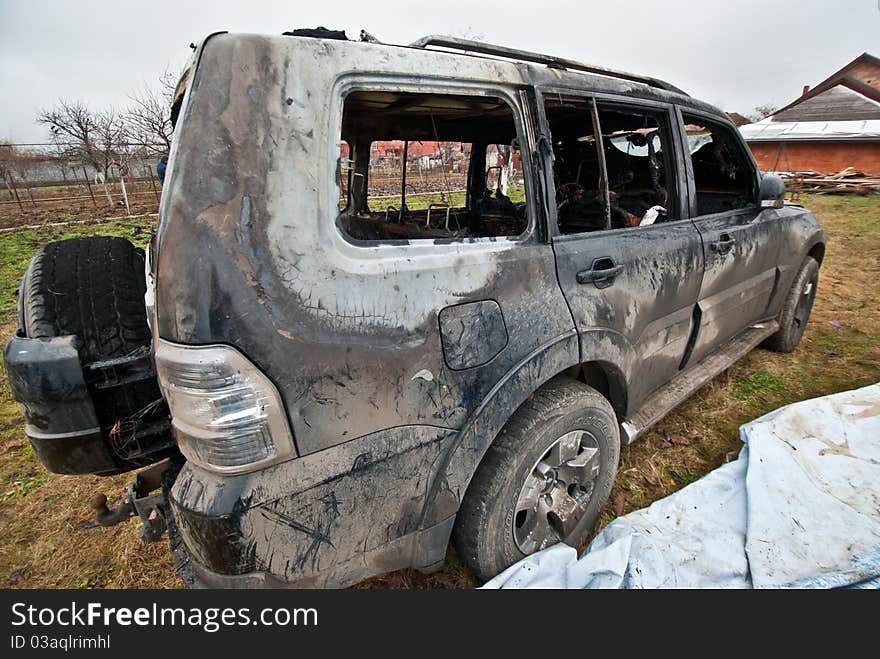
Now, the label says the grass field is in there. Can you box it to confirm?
[0,194,878,589]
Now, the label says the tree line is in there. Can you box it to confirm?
[1,70,178,204]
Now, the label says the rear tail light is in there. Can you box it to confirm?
[155,339,297,473]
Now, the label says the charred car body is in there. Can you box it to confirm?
[4,31,824,587]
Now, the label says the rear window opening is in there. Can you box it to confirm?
[337,90,528,242]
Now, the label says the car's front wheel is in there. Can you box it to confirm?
[453,377,620,582]
[763,255,819,353]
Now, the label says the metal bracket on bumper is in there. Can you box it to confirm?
[87,460,173,543]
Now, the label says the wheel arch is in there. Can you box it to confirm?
[807,240,825,266]
[418,328,634,534]
[570,360,629,421]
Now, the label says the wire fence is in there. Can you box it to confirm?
[0,142,165,216]
[1,140,525,227]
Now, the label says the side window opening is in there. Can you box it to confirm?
[681,115,756,215]
[600,106,672,227]
[544,96,676,235]
[542,96,605,234]
[338,90,528,242]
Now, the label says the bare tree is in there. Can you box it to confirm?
[49,138,74,181]
[39,100,96,168]
[37,100,126,206]
[125,69,177,157]
[0,142,41,206]
[748,104,778,122]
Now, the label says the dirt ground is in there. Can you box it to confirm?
[0,180,161,230]
[0,194,877,589]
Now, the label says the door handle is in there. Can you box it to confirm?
[710,234,736,254]
[576,261,624,287]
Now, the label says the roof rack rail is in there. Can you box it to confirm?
[409,35,687,96]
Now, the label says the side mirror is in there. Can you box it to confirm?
[759,173,785,209]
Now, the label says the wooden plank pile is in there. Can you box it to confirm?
[782,167,880,195]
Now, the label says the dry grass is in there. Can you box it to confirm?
[0,194,877,589]
[605,194,879,520]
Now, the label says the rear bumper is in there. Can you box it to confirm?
[3,334,119,474]
[167,425,458,588]
[176,517,454,589]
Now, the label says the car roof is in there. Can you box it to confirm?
[192,32,728,123]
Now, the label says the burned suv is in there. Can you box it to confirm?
[4,31,824,587]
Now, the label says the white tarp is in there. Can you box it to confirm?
[483,384,880,589]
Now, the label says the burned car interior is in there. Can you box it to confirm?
[682,115,756,215]
[338,90,528,241]
[336,90,757,243]
[544,95,675,234]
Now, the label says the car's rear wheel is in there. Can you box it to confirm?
[763,256,819,353]
[453,377,620,582]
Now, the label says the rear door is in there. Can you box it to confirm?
[677,110,781,365]
[539,92,704,407]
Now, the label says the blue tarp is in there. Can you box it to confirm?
[484,384,880,589]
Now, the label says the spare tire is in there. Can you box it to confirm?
[21,236,152,362]
[18,236,176,472]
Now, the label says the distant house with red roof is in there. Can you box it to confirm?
[739,53,880,174]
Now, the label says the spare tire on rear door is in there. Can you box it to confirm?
[14,236,177,474]
[21,236,152,362]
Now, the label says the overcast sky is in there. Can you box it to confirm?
[1,0,878,143]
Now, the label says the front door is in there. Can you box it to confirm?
[678,111,781,365]
[540,93,704,407]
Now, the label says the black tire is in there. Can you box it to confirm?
[453,376,620,582]
[762,256,819,353]
[19,236,174,471]
[20,236,151,363]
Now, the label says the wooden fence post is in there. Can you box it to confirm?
[118,165,131,215]
[146,165,160,203]
[82,167,97,208]
[7,173,24,210]
[21,175,36,207]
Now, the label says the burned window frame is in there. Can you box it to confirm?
[332,80,539,246]
[536,88,687,238]
[675,107,760,218]
[338,139,352,213]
